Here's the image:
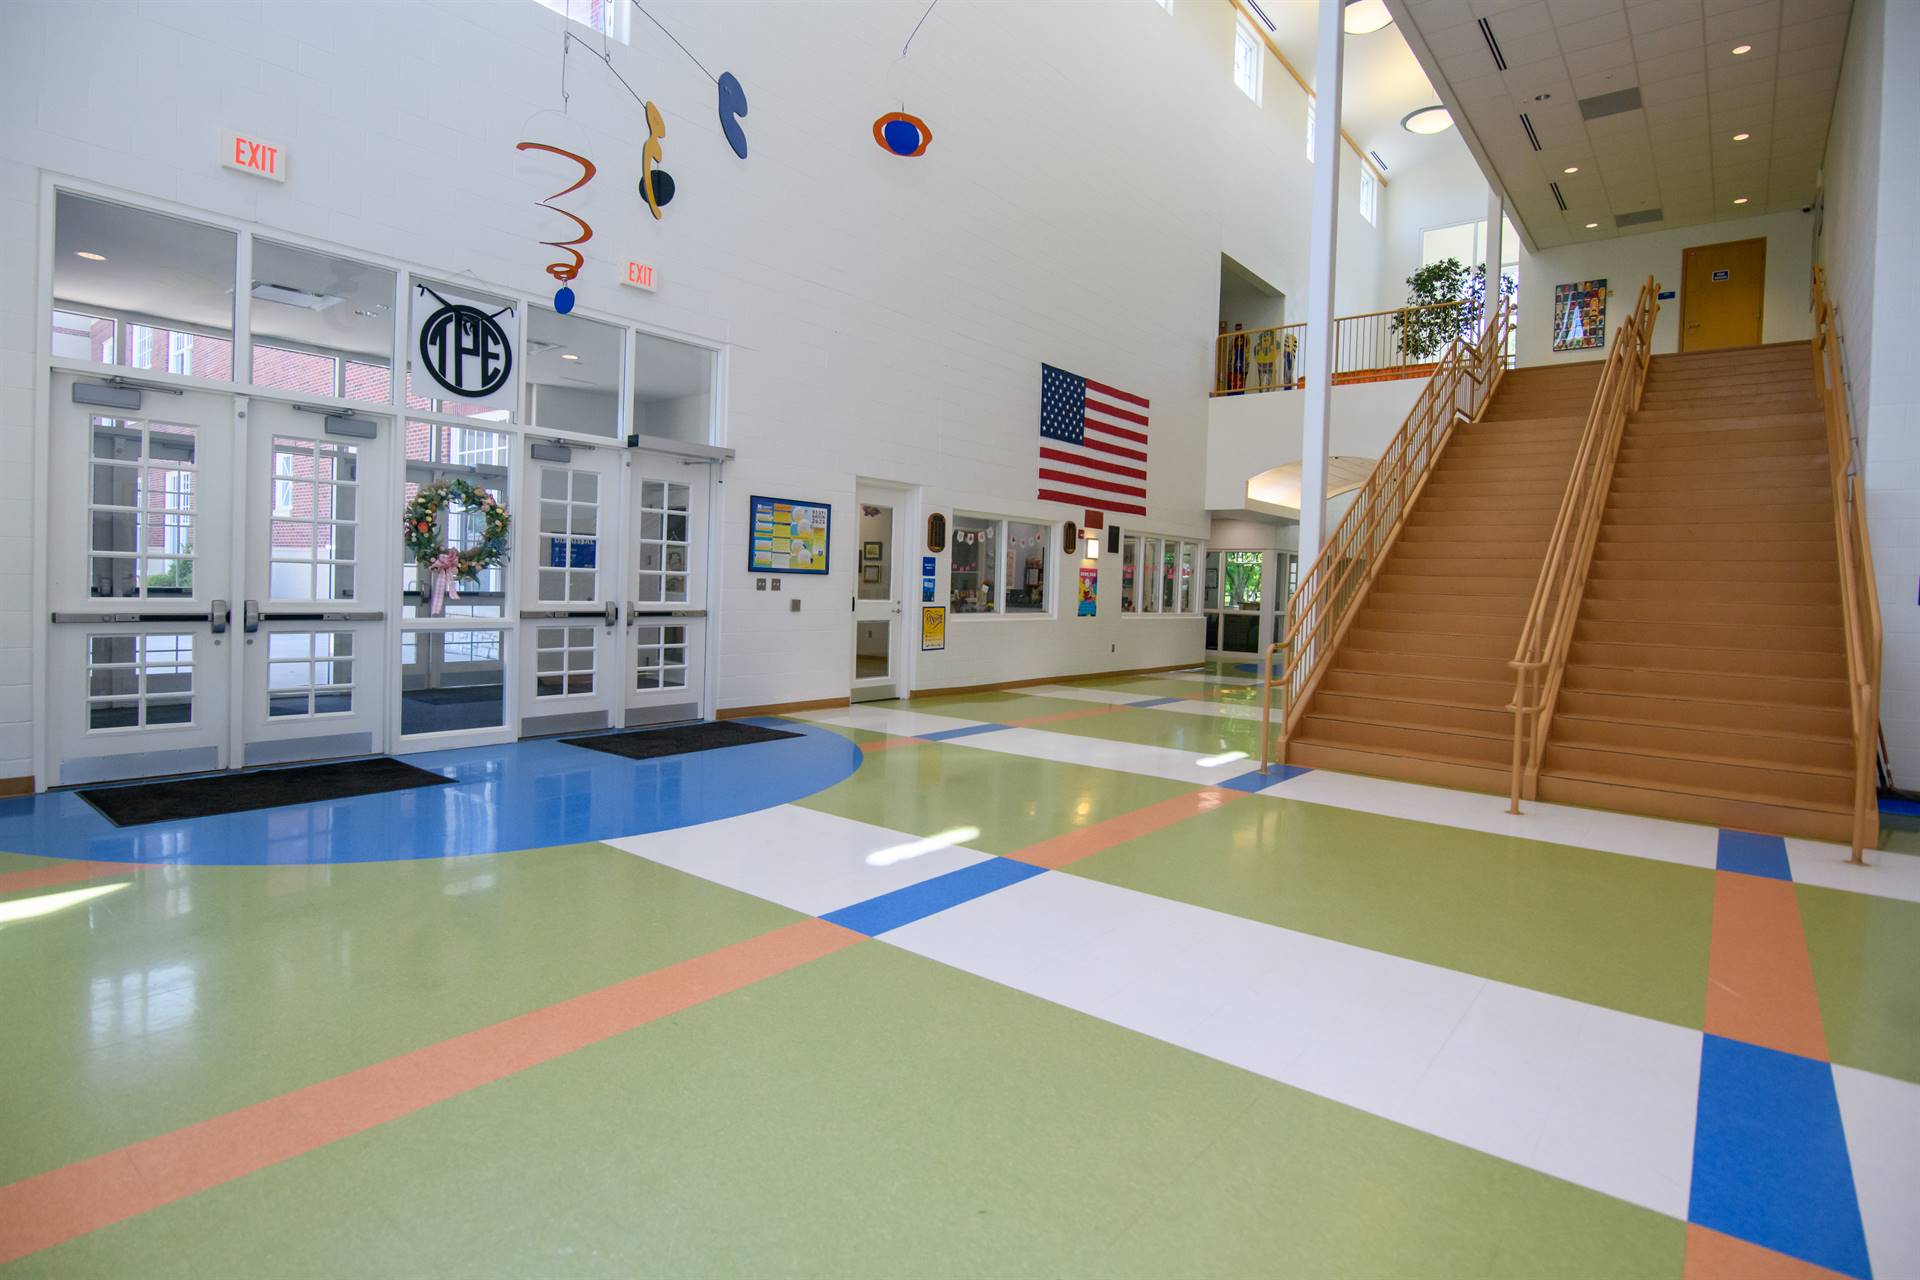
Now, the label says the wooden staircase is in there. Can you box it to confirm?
[1286,362,1605,791]
[1534,341,1854,840]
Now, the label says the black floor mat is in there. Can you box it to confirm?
[79,757,453,827]
[562,720,802,761]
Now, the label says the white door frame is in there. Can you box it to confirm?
[850,478,919,702]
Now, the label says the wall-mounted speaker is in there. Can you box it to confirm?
[1106,525,1122,555]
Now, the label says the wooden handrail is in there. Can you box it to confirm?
[1259,295,1514,771]
[1506,277,1658,812]
[1811,266,1883,863]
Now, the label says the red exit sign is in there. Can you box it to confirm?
[623,261,657,292]
[222,131,285,182]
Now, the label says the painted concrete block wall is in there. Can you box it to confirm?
[0,0,1398,753]
[1820,0,1920,788]
[1205,379,1425,512]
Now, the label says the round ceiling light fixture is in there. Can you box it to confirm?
[75,251,106,261]
[1734,196,1750,204]
[1732,43,1752,54]
[1563,165,1580,174]
[1343,0,1392,34]
[1402,105,1454,135]
[1585,222,1599,229]
[560,352,580,361]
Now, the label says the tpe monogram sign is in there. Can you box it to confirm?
[412,284,517,412]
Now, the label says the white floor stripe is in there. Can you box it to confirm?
[788,705,986,738]
[606,805,988,915]
[1833,1064,1920,1280]
[1024,683,1263,721]
[881,871,1701,1219]
[937,725,1254,786]
[1787,838,1920,904]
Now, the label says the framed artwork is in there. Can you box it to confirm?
[1553,279,1607,351]
[861,565,881,584]
[862,541,883,562]
[748,495,831,575]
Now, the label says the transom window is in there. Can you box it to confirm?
[532,0,629,41]
[1233,21,1262,104]
[88,416,198,599]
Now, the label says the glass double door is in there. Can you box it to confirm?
[46,373,392,785]
[516,441,709,736]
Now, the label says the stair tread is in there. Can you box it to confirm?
[1540,765,1851,814]
[1554,710,1851,748]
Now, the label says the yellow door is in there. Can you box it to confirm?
[1680,238,1766,351]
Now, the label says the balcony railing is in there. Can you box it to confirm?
[1213,299,1511,397]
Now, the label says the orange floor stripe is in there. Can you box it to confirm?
[859,736,924,753]
[1010,705,1126,728]
[1683,1223,1853,1280]
[0,860,130,897]
[0,917,862,1265]
[1704,870,1829,1061]
[1016,788,1245,870]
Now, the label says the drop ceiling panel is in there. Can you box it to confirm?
[1393,0,1853,247]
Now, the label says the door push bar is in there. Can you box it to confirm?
[518,604,621,625]
[52,609,215,625]
[627,606,707,625]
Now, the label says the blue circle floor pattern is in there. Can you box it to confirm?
[0,719,861,866]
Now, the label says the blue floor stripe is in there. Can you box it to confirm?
[1880,794,1920,817]
[822,857,1047,936]
[1128,696,1185,708]
[1215,765,1310,793]
[1717,829,1793,881]
[1689,1035,1872,1279]
[917,723,1010,741]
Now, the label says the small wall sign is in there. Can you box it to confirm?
[223,131,285,182]
[921,606,946,651]
[1711,269,1730,282]
[921,555,936,603]
[624,261,658,292]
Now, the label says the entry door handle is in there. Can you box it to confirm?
[605,601,619,627]
[242,600,261,634]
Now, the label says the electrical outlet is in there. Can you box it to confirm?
[755,578,766,591]
[789,598,801,612]
[771,578,782,591]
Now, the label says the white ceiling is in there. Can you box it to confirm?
[1387,0,1853,248]
[1252,1,1458,175]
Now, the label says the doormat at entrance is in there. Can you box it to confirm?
[562,720,802,761]
[78,757,454,827]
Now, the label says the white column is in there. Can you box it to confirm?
[1484,187,1504,317]
[1297,0,1343,569]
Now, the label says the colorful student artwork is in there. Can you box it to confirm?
[514,142,595,314]
[748,496,831,574]
[921,606,946,652]
[873,111,932,157]
[1078,564,1098,618]
[1553,279,1607,351]
[717,72,749,159]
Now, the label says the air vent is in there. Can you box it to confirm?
[1579,87,1643,121]
[1615,208,1664,228]
[1550,182,1568,211]
[250,282,342,312]
[1368,149,1389,171]
[1245,0,1276,31]
[1519,113,1542,151]
[1478,18,1508,71]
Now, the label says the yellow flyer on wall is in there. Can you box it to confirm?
[920,606,946,651]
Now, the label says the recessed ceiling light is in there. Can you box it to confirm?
[560,352,580,361]
[1734,197,1749,204]
[1585,222,1599,229]
[1733,132,1750,141]
[1401,105,1454,135]
[1732,44,1752,54]
[1342,0,1391,35]
[75,251,106,261]
[1563,166,1579,174]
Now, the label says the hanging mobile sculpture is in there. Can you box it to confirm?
[514,141,596,313]
[874,0,939,158]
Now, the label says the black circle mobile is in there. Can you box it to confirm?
[417,297,513,399]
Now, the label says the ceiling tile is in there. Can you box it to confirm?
[1708,80,1775,111]
[1627,0,1706,36]
[1707,54,1779,88]
[1450,69,1513,102]
[1779,13,1848,47]
[1636,47,1707,82]
[1777,66,1840,99]
[1486,1,1556,37]
[1502,58,1572,98]
[1780,0,1849,21]
[1497,29,1564,64]
[1421,21,1491,58]
[1556,10,1633,49]
[1565,38,1637,77]
[1633,22,1706,58]
[1409,0,1478,23]
[1638,71,1709,103]
[1574,67,1642,97]
[1705,31,1779,63]
[1776,40,1844,74]
[1704,0,1783,42]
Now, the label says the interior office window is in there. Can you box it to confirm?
[950,516,999,614]
[252,239,395,403]
[1178,543,1198,612]
[528,306,622,438]
[1233,22,1262,104]
[1003,521,1050,613]
[1360,168,1379,225]
[532,0,628,41]
[632,330,717,445]
[1121,535,1140,613]
[51,192,237,382]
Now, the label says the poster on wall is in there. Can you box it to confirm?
[748,495,830,574]
[921,555,936,603]
[1078,564,1098,617]
[1552,279,1607,351]
[411,283,518,414]
[921,606,946,651]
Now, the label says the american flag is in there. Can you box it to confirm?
[1037,363,1150,517]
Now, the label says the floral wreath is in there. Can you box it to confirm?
[404,478,511,613]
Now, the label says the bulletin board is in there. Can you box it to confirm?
[748,495,831,574]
